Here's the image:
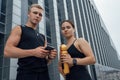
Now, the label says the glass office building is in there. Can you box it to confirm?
[0,0,120,80]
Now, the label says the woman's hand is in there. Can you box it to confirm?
[60,54,73,67]
[58,61,66,77]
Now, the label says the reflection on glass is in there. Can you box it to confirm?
[95,64,120,80]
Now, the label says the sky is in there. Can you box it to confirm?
[93,0,120,57]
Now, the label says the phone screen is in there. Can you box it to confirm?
[45,46,54,50]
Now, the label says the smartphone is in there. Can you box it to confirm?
[45,45,54,50]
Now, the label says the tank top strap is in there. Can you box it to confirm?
[73,38,77,44]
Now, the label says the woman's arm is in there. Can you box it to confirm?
[76,38,96,65]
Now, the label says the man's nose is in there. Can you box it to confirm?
[36,14,40,17]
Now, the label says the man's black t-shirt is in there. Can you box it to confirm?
[17,25,48,73]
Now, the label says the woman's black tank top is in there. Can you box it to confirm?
[17,25,48,73]
[66,39,92,80]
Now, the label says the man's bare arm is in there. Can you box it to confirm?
[4,26,49,58]
[4,26,34,58]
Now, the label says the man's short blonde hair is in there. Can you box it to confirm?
[28,4,43,12]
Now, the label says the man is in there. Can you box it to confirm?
[4,4,57,80]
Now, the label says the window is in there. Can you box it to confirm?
[28,0,33,6]
[1,0,7,13]
[0,13,5,23]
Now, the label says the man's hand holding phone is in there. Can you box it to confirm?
[45,45,54,50]
[45,45,57,60]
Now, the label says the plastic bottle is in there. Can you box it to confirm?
[60,44,70,75]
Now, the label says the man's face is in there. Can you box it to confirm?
[28,7,43,25]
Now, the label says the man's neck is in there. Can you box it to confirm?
[25,22,37,30]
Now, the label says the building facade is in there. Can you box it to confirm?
[0,0,120,80]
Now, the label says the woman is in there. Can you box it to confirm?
[59,20,96,80]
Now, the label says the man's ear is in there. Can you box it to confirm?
[27,11,30,17]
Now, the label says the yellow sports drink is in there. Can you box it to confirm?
[60,44,70,75]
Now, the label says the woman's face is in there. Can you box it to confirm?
[61,22,75,38]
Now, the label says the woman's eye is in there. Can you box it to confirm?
[66,26,71,29]
[61,26,71,30]
[62,27,65,30]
